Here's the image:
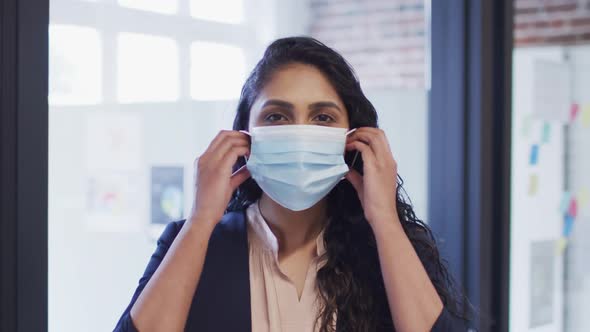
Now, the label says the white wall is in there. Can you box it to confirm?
[510,45,590,332]
[366,88,429,221]
[563,45,590,332]
[510,47,566,332]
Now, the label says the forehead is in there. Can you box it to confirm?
[256,63,344,106]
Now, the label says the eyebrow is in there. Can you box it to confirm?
[261,99,343,113]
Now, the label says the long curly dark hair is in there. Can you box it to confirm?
[226,36,470,331]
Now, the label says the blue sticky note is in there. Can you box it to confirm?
[542,122,551,144]
[529,144,539,165]
[560,191,571,214]
[563,215,575,237]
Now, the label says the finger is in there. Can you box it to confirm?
[210,136,250,162]
[347,128,388,155]
[345,168,364,195]
[221,145,250,171]
[195,134,249,171]
[349,129,396,169]
[345,140,376,166]
[230,165,251,190]
[206,130,249,154]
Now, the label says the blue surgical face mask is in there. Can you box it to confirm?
[242,125,354,211]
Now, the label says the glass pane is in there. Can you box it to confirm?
[310,0,429,217]
[117,33,179,103]
[190,41,246,101]
[510,1,590,331]
[118,0,177,14]
[49,25,102,105]
[49,1,432,331]
[190,0,244,24]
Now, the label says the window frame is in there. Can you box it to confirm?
[1,0,49,331]
[429,1,513,331]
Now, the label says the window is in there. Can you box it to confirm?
[190,41,246,100]
[49,1,432,331]
[49,2,263,331]
[118,0,178,15]
[189,0,244,24]
[510,2,590,330]
[49,25,102,105]
[117,33,179,103]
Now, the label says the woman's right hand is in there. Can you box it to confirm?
[188,130,251,226]
[129,130,250,331]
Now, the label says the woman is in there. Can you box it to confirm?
[115,37,471,332]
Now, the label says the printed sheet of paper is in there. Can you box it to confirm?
[150,166,184,225]
[85,112,143,231]
[86,172,141,231]
[529,240,555,328]
[532,60,570,122]
[86,112,142,171]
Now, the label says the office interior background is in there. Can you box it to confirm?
[1,0,590,331]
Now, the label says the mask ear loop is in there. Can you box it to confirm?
[231,130,251,177]
[350,151,360,170]
[345,128,360,169]
[345,128,357,136]
[342,128,360,180]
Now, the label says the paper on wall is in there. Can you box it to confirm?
[529,240,555,327]
[577,188,589,208]
[570,103,579,122]
[86,112,142,171]
[563,215,575,237]
[555,237,568,255]
[85,112,143,231]
[582,105,590,128]
[559,191,571,214]
[528,173,539,196]
[86,171,141,231]
[532,60,571,122]
[150,166,184,225]
[521,114,533,138]
[541,122,551,144]
[568,199,578,219]
[530,144,540,165]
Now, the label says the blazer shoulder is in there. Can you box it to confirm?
[155,219,186,248]
[215,210,247,233]
[159,210,247,245]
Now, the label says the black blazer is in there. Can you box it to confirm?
[114,211,468,331]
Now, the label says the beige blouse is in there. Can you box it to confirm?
[246,202,329,332]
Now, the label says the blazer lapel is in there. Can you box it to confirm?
[185,210,252,332]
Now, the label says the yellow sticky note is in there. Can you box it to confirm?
[528,174,538,196]
[556,237,568,255]
[577,188,589,207]
[582,105,590,128]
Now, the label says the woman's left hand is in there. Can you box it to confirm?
[347,128,445,332]
[345,127,399,228]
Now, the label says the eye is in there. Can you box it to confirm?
[264,113,288,123]
[313,113,335,123]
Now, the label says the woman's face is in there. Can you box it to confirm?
[249,63,350,129]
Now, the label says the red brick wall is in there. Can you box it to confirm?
[515,0,590,46]
[309,0,426,90]
[307,0,590,89]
